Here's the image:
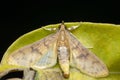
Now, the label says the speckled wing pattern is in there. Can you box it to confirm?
[67,31,109,77]
[7,23,109,78]
[8,32,59,69]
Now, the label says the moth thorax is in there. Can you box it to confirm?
[59,30,66,41]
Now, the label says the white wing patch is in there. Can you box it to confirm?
[8,33,58,69]
[67,31,109,77]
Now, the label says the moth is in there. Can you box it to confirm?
[7,22,109,78]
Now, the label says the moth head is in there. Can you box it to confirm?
[58,21,67,30]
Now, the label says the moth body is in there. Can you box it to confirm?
[56,24,70,78]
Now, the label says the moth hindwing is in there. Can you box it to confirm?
[8,22,109,78]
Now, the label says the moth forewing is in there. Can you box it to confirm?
[34,41,57,69]
[8,33,58,69]
[67,31,109,77]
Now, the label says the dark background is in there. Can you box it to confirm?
[0,1,120,62]
[0,0,120,79]
[0,0,120,61]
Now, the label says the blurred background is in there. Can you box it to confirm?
[0,1,119,62]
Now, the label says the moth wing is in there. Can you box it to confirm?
[67,31,109,77]
[8,33,58,69]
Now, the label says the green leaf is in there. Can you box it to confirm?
[0,22,120,80]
